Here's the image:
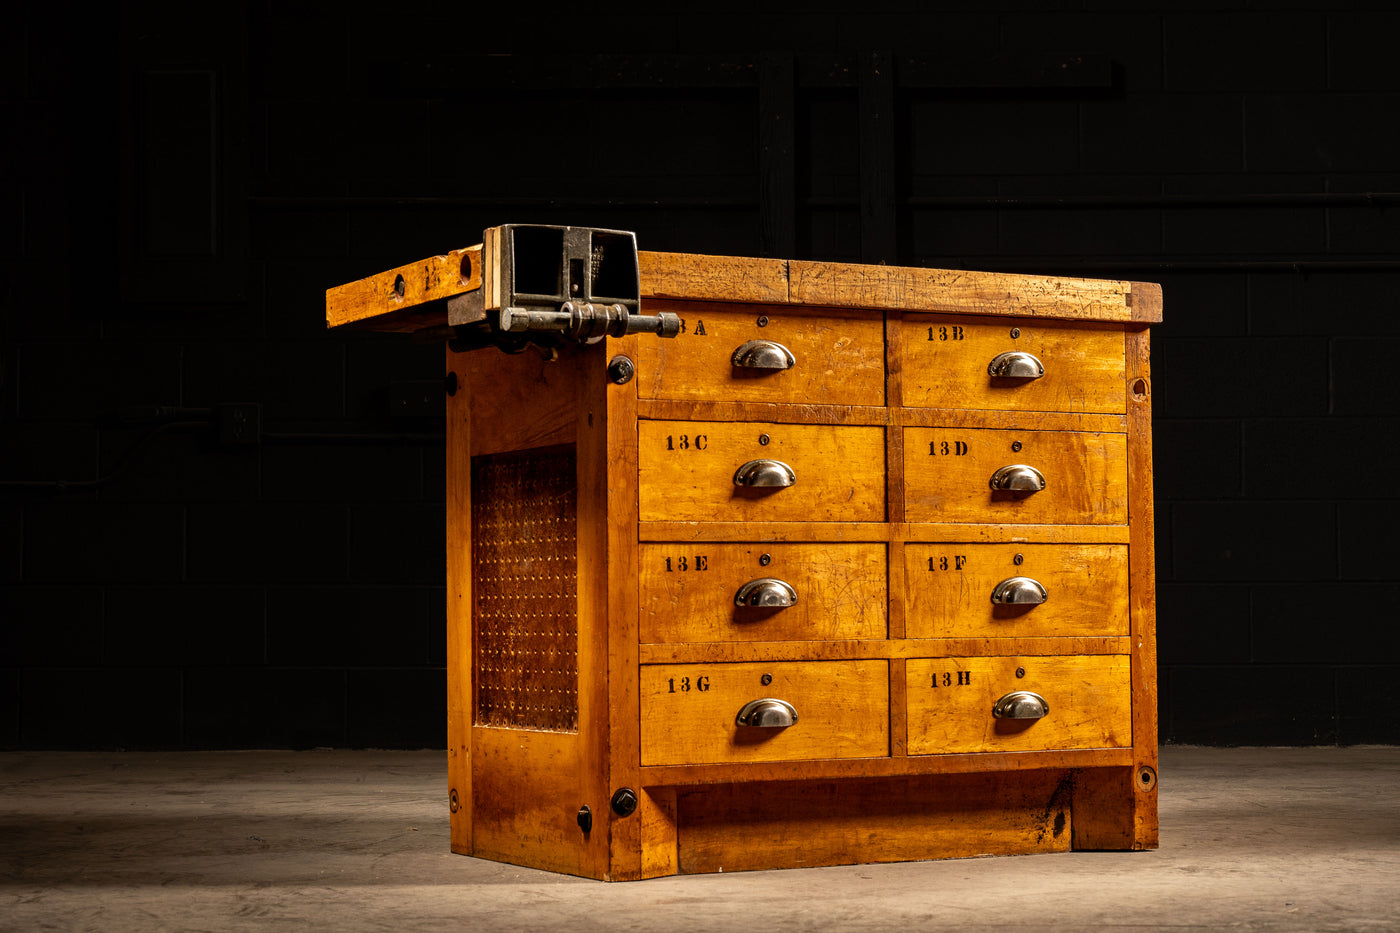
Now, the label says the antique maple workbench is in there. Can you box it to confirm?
[327,225,1161,880]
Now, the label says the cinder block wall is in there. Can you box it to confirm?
[4,3,1397,747]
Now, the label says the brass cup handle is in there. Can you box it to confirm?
[989,463,1046,492]
[732,339,796,370]
[988,350,1045,380]
[990,576,1048,605]
[734,459,796,488]
[734,578,798,608]
[992,691,1050,720]
[735,697,799,728]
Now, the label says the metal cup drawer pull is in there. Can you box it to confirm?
[733,459,796,487]
[732,339,796,370]
[990,576,1048,606]
[734,577,799,608]
[992,691,1050,720]
[989,463,1046,492]
[735,697,799,728]
[987,350,1045,380]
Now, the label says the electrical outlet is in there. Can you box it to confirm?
[216,403,261,447]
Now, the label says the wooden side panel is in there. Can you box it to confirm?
[904,426,1128,525]
[634,301,885,407]
[904,543,1129,639]
[640,660,888,766]
[789,260,1133,321]
[461,348,579,456]
[906,655,1131,755]
[638,421,886,523]
[676,770,1074,874]
[327,245,480,332]
[639,251,789,304]
[902,315,1125,414]
[638,543,887,643]
[445,348,473,856]
[471,728,594,875]
[1128,281,1164,323]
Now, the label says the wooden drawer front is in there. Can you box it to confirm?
[902,315,1125,414]
[641,661,889,766]
[904,543,1128,639]
[906,655,1130,755]
[634,301,885,407]
[639,421,886,523]
[903,426,1127,525]
[639,543,887,644]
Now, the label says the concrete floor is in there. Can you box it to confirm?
[1,748,1396,932]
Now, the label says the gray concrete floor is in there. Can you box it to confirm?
[1,748,1396,932]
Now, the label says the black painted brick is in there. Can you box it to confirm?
[1338,501,1400,581]
[1252,584,1400,666]
[996,176,1162,258]
[910,99,1079,177]
[263,98,431,187]
[249,209,349,261]
[261,444,423,503]
[1328,13,1400,91]
[1,505,20,584]
[1337,668,1400,745]
[1247,273,1304,336]
[1081,94,1243,174]
[20,668,182,748]
[1246,94,1400,173]
[1163,13,1325,91]
[1153,419,1241,501]
[186,504,348,584]
[183,667,346,749]
[0,669,17,746]
[103,586,264,667]
[1000,11,1163,92]
[1169,665,1336,746]
[1331,339,1400,414]
[348,504,445,586]
[0,421,98,483]
[426,587,446,667]
[24,503,184,584]
[0,585,103,666]
[1171,501,1335,582]
[1158,583,1251,666]
[266,586,427,667]
[265,259,373,340]
[1162,175,1327,257]
[1155,337,1327,418]
[344,340,442,423]
[347,668,446,749]
[1243,419,1400,500]
[1150,273,1247,338]
[18,341,183,422]
[97,429,260,504]
[1326,175,1400,256]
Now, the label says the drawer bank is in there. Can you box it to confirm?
[326,225,1161,880]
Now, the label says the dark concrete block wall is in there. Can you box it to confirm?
[3,2,1398,748]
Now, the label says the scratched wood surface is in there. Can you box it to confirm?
[903,543,1129,639]
[637,420,886,523]
[638,542,887,644]
[639,660,888,766]
[906,655,1131,755]
[674,770,1073,873]
[634,300,886,407]
[326,245,480,332]
[903,426,1128,525]
[444,347,473,858]
[902,314,1126,414]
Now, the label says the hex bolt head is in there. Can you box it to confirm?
[611,788,639,818]
[608,355,635,385]
[577,805,593,834]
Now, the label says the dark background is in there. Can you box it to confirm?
[4,2,1398,749]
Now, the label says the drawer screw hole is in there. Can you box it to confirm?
[1015,667,1026,678]
[1010,327,1021,339]
[761,673,773,686]
[757,315,769,327]
[1011,440,1022,452]
[759,553,771,566]
[1013,553,1024,566]
[759,434,770,445]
